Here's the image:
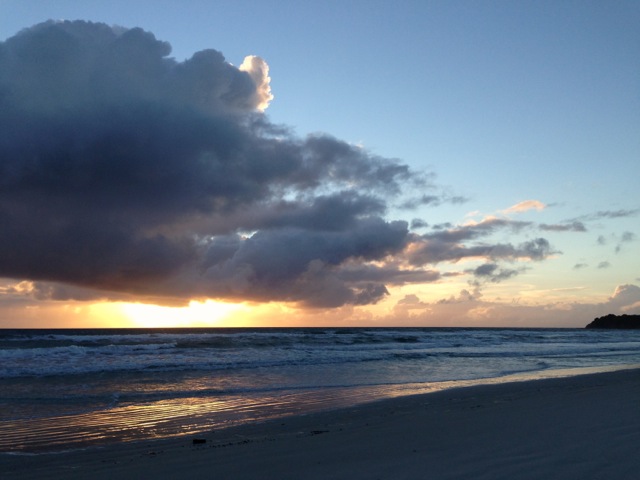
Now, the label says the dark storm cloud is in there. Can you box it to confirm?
[0,20,420,307]
[201,217,410,305]
[0,21,563,309]
[256,192,387,231]
[29,282,125,302]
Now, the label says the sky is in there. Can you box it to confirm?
[0,0,638,328]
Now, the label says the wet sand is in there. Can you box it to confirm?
[2,368,639,479]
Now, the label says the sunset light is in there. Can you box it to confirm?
[1,3,639,477]
[120,300,250,328]
[0,4,638,328]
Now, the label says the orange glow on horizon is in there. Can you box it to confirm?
[119,300,250,328]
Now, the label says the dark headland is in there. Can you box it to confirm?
[586,314,640,329]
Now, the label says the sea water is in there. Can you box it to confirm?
[1,327,640,452]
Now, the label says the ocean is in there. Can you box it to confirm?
[2,327,640,453]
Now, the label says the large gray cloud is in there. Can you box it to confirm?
[199,218,410,306]
[0,21,559,309]
[0,20,420,306]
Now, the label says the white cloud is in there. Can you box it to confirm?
[239,55,273,111]
[502,200,546,215]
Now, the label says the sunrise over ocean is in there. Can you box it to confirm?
[1,1,639,478]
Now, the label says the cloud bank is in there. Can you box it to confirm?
[390,284,640,328]
[1,21,562,309]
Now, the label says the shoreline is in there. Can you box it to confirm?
[3,367,640,479]
[2,363,638,455]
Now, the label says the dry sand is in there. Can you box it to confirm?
[2,368,639,480]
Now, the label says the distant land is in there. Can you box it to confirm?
[585,314,640,329]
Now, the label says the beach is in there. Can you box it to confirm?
[3,368,639,480]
